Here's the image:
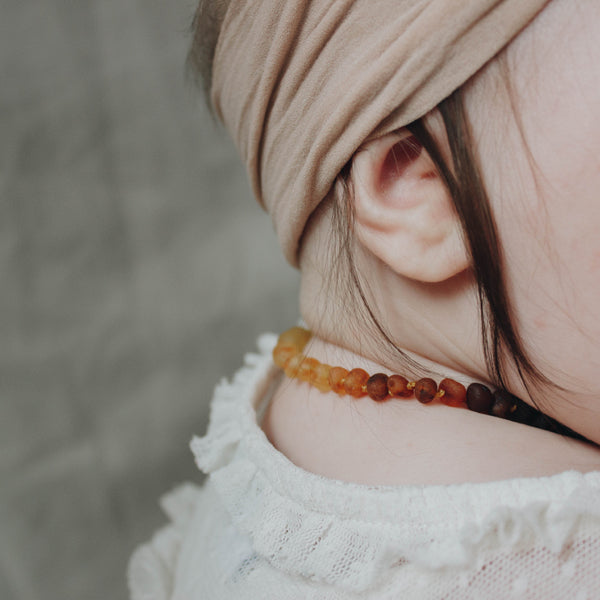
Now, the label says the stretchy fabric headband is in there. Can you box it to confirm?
[211,0,549,267]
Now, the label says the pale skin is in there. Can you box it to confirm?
[262,0,600,484]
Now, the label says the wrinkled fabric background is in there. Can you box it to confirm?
[0,2,299,599]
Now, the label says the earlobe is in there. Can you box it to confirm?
[351,127,470,283]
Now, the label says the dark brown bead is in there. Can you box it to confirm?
[466,383,494,414]
[388,374,412,398]
[439,378,467,407]
[344,368,370,398]
[414,378,437,403]
[491,389,517,418]
[531,413,554,431]
[366,373,390,402]
[509,399,538,425]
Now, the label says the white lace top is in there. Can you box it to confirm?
[128,334,600,600]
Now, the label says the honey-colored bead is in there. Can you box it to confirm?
[366,373,389,402]
[387,374,412,398]
[414,378,437,403]
[297,357,320,382]
[277,327,312,352]
[273,344,298,369]
[310,362,332,393]
[284,354,304,378]
[439,378,467,407]
[329,366,349,394]
[344,368,370,398]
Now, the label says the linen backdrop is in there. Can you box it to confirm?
[0,2,299,599]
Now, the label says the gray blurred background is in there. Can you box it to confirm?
[0,2,299,598]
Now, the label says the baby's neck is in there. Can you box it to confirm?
[261,336,600,485]
[302,334,483,391]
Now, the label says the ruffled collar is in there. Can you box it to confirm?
[190,334,600,592]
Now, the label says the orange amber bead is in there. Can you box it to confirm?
[297,357,320,383]
[272,344,298,369]
[344,368,369,398]
[329,366,349,394]
[366,373,389,402]
[387,374,412,398]
[414,378,437,403]
[310,362,332,392]
[284,354,304,378]
[439,378,467,407]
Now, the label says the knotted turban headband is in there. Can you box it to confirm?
[211,0,549,267]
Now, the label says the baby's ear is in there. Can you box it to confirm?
[351,127,470,283]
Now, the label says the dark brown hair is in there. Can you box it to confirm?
[329,90,552,396]
[187,1,231,105]
[186,3,551,399]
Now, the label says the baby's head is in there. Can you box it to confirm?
[190,0,600,443]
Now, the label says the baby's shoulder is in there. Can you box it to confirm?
[261,379,600,486]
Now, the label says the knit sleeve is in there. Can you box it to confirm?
[129,334,600,599]
[127,483,203,600]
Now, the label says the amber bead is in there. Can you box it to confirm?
[284,354,304,378]
[466,383,494,414]
[509,400,538,425]
[272,344,298,369]
[530,412,553,431]
[439,378,467,407]
[343,368,370,398]
[310,362,332,393]
[491,389,517,418]
[366,373,390,402]
[277,327,311,352]
[329,366,349,394]
[297,357,320,382]
[414,378,437,403]
[387,374,411,397]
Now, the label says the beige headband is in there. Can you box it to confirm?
[211,0,549,267]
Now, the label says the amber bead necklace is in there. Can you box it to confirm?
[273,327,588,441]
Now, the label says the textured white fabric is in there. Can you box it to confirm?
[128,334,600,599]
